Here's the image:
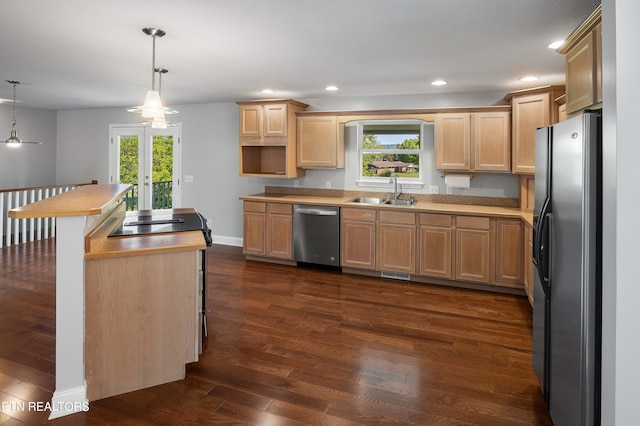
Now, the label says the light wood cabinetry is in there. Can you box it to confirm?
[243,201,292,260]
[455,216,491,284]
[238,100,308,178]
[494,219,524,285]
[418,213,453,279]
[296,114,345,168]
[523,223,534,305]
[378,211,416,274]
[436,113,471,171]
[558,6,602,115]
[85,249,200,401]
[505,86,565,174]
[436,110,511,172]
[266,203,293,259]
[243,201,267,256]
[341,208,377,270]
[473,111,511,172]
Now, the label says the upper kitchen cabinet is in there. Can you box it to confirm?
[436,113,471,171]
[237,99,308,178]
[296,113,345,168]
[504,86,565,174]
[435,108,511,172]
[557,5,602,115]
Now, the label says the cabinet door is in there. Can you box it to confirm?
[239,104,263,138]
[511,93,551,174]
[455,217,490,283]
[297,116,339,168]
[565,32,596,114]
[263,103,288,137]
[418,225,452,279]
[243,202,267,255]
[341,220,376,270]
[595,22,602,104]
[378,223,416,274]
[473,112,511,172]
[266,214,292,259]
[494,219,524,285]
[436,113,471,170]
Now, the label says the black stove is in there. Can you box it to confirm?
[109,211,212,246]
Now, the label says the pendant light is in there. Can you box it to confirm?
[152,68,169,129]
[141,27,165,119]
[4,80,42,147]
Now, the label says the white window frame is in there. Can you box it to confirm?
[355,119,425,189]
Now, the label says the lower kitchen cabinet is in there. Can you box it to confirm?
[418,213,453,279]
[266,203,293,259]
[495,219,524,285]
[455,216,491,284]
[243,201,267,256]
[378,211,416,274]
[341,208,377,270]
[243,201,293,260]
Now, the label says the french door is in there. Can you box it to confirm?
[109,125,181,210]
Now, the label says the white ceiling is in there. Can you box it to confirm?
[0,0,600,111]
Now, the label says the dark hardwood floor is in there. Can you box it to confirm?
[0,240,552,425]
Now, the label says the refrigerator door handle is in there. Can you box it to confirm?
[534,198,552,298]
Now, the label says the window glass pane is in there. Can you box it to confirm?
[361,122,421,179]
[151,135,174,209]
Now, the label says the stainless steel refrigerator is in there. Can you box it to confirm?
[532,110,602,425]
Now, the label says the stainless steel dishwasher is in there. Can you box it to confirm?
[293,205,340,267]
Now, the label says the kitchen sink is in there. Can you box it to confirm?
[385,199,415,206]
[346,197,415,207]
[347,197,387,205]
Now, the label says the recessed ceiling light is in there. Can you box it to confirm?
[325,85,339,91]
[260,89,275,94]
[431,80,447,86]
[548,40,564,49]
[520,75,540,82]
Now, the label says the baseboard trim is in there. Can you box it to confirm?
[47,382,89,419]
[212,235,242,247]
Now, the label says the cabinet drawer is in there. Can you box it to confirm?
[379,211,416,225]
[341,208,376,222]
[419,213,452,227]
[456,216,490,230]
[244,201,266,213]
[268,203,292,215]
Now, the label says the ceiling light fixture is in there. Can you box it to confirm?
[520,75,540,82]
[431,80,448,86]
[325,85,339,91]
[152,68,169,129]
[4,80,42,147]
[548,40,564,49]
[141,27,166,119]
[261,89,275,94]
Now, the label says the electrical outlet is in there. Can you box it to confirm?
[325,181,332,189]
[184,175,194,183]
[428,185,439,194]
[446,186,454,195]
[293,180,300,188]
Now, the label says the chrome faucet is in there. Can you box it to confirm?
[389,173,402,199]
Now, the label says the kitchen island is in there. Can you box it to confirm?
[8,184,206,418]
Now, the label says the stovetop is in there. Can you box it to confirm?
[108,212,208,238]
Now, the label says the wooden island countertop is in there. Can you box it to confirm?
[8,183,132,218]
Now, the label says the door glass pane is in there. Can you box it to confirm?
[151,135,174,209]
[119,135,139,210]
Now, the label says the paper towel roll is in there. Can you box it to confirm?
[444,173,471,189]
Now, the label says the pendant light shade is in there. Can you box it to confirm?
[142,89,165,119]
[4,80,41,147]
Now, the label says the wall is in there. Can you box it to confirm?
[55,90,519,245]
[0,104,57,189]
[601,0,640,424]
